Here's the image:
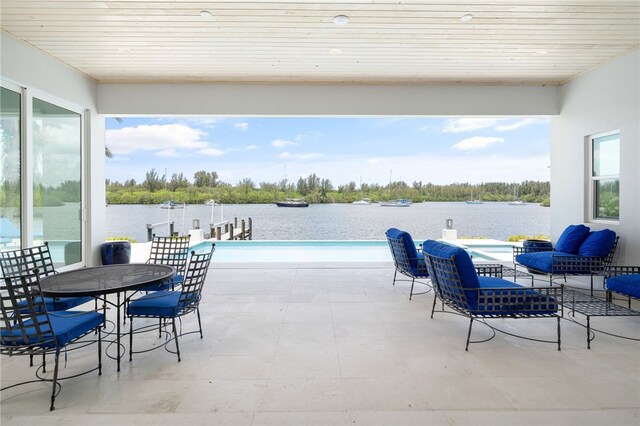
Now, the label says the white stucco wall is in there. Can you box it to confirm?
[551,49,640,263]
[1,33,106,267]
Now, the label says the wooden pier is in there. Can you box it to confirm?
[209,217,252,241]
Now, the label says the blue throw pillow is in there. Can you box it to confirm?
[578,229,617,257]
[555,224,590,254]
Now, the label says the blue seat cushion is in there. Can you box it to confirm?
[473,276,557,315]
[515,251,590,274]
[1,311,104,348]
[606,274,640,299]
[387,228,420,268]
[17,296,93,314]
[140,274,183,292]
[578,229,616,257]
[127,291,180,317]
[555,224,590,254]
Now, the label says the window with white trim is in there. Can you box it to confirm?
[590,131,619,221]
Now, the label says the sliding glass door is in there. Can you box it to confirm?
[0,87,21,250]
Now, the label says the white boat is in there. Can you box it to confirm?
[466,188,483,204]
[352,198,372,205]
[160,201,184,209]
[204,199,220,206]
[380,199,411,207]
[508,200,526,206]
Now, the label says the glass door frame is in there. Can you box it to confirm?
[1,78,87,269]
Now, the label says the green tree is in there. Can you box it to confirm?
[143,168,164,192]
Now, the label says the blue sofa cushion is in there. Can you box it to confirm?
[386,228,421,270]
[515,251,590,274]
[578,229,616,257]
[127,290,180,317]
[474,276,557,315]
[1,311,104,348]
[422,240,479,304]
[555,224,590,254]
[606,274,640,299]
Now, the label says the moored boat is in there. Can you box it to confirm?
[160,201,184,209]
[352,198,372,205]
[275,198,309,207]
[380,198,411,207]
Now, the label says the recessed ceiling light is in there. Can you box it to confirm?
[329,48,342,54]
[460,14,473,22]
[199,10,212,18]
[333,15,349,25]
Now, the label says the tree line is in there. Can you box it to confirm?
[104,168,550,205]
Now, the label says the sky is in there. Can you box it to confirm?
[105,117,550,186]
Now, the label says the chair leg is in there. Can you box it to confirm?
[129,317,134,361]
[158,318,162,338]
[557,316,561,351]
[465,318,474,351]
[50,348,60,411]
[196,308,203,339]
[430,295,437,319]
[409,278,415,300]
[98,328,102,375]
[392,269,398,286]
[42,352,46,373]
[172,319,181,362]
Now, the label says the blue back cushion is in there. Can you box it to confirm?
[555,224,590,254]
[577,229,617,257]
[422,240,480,291]
[386,228,419,268]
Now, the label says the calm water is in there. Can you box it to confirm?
[106,202,550,243]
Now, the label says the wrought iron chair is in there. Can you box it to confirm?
[128,243,215,362]
[423,239,562,351]
[604,266,640,307]
[0,269,104,410]
[385,228,430,300]
[143,235,191,291]
[0,243,93,312]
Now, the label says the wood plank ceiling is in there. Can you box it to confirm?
[1,1,639,85]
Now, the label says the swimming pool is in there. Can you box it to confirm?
[189,239,517,263]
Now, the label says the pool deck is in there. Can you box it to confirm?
[2,262,638,425]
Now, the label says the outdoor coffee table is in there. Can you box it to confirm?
[40,263,175,371]
[562,289,640,349]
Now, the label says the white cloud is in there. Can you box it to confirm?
[198,148,226,156]
[295,131,323,141]
[496,118,545,132]
[234,122,249,131]
[443,118,506,133]
[106,124,208,155]
[156,149,179,158]
[245,144,259,150]
[272,139,296,148]
[453,136,505,151]
[279,152,323,160]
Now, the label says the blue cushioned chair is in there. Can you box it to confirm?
[0,270,104,411]
[128,243,215,362]
[0,243,93,313]
[514,225,619,294]
[605,266,640,307]
[422,240,562,351]
[385,228,430,300]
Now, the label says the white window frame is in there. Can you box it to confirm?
[587,129,620,224]
[1,78,86,269]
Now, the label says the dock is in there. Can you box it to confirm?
[209,217,252,240]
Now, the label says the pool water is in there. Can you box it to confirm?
[190,239,516,263]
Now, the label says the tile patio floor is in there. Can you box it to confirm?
[2,263,639,425]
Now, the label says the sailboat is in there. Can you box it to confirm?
[465,187,483,204]
[380,169,412,207]
[275,164,309,207]
[508,185,526,205]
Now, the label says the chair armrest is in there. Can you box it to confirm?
[551,254,609,274]
[474,264,502,277]
[605,266,640,277]
[513,245,554,258]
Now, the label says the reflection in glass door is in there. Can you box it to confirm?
[0,87,21,251]
[33,98,82,266]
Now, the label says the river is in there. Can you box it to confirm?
[106,202,550,243]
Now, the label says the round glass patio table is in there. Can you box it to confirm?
[40,263,175,371]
